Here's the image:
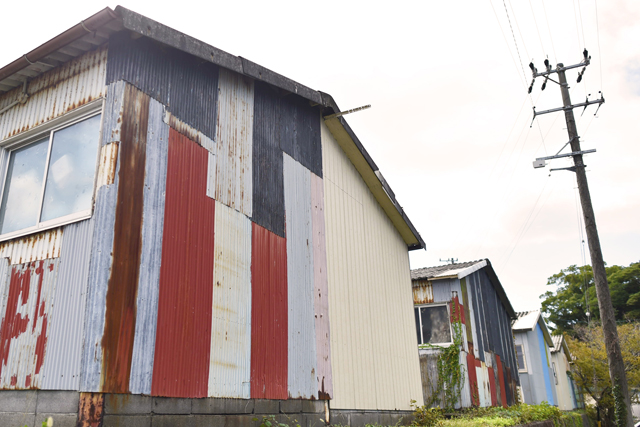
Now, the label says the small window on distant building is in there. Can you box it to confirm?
[516,344,527,372]
[414,304,452,346]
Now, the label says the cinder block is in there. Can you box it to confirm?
[224,414,260,427]
[36,390,80,414]
[192,397,254,414]
[0,390,38,412]
[152,397,191,414]
[328,410,348,426]
[254,399,279,414]
[350,412,380,427]
[302,412,326,427]
[193,414,226,427]
[104,394,152,415]
[152,414,196,427]
[103,414,152,427]
[36,413,78,427]
[0,412,36,427]
[224,398,254,414]
[301,400,324,414]
[280,399,302,414]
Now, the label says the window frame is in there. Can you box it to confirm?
[515,343,528,373]
[0,100,104,242]
[414,302,454,348]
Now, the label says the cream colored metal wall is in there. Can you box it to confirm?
[321,122,423,410]
[551,350,574,410]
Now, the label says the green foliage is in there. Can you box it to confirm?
[612,380,626,427]
[419,301,466,410]
[409,400,444,427]
[252,414,301,427]
[540,262,640,336]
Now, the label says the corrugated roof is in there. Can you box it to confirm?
[512,310,554,347]
[411,259,485,280]
[0,5,425,252]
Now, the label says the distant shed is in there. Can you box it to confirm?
[411,259,519,408]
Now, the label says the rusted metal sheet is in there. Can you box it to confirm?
[95,142,119,188]
[311,173,332,400]
[488,365,497,406]
[99,84,149,394]
[252,81,284,237]
[412,281,433,305]
[250,223,288,399]
[80,81,124,392]
[106,32,219,140]
[496,355,508,408]
[283,153,317,399]
[208,202,252,398]
[41,218,94,390]
[129,97,169,395]
[467,352,480,407]
[0,228,63,265]
[0,259,58,389]
[163,110,215,154]
[215,68,254,217]
[476,361,492,407]
[77,392,104,427]
[151,129,215,398]
[0,45,107,142]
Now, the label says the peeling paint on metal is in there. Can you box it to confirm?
[95,142,119,188]
[215,68,253,217]
[283,153,317,400]
[412,282,434,305]
[0,259,58,389]
[77,392,104,427]
[0,228,63,265]
[208,202,251,398]
[151,129,215,398]
[80,81,125,393]
[311,172,332,399]
[206,151,216,200]
[129,97,169,395]
[0,45,107,142]
[41,218,95,390]
[250,222,288,399]
[163,110,215,154]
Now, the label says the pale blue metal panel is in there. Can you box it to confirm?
[283,153,317,399]
[431,278,455,303]
[41,218,95,390]
[128,97,169,394]
[80,81,124,392]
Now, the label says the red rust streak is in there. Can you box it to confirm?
[467,352,480,407]
[100,84,149,394]
[151,129,215,398]
[251,223,288,399]
[496,355,508,408]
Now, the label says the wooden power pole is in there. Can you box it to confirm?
[529,53,633,426]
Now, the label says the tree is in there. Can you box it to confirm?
[567,322,640,427]
[540,262,640,336]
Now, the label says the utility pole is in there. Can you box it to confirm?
[529,52,633,426]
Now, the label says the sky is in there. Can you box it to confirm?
[1,0,638,312]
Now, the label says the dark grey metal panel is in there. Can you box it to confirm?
[106,32,219,141]
[278,93,322,177]
[252,82,284,237]
[468,272,485,362]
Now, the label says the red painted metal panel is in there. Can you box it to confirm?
[151,129,215,398]
[488,366,497,407]
[449,295,465,325]
[467,352,479,407]
[496,355,508,408]
[250,223,288,399]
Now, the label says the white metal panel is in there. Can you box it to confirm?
[0,45,107,142]
[459,351,472,408]
[95,142,119,188]
[321,121,423,410]
[206,151,216,200]
[215,69,253,217]
[0,228,63,265]
[40,218,94,390]
[283,153,317,399]
[0,259,58,389]
[129,98,169,395]
[208,202,252,398]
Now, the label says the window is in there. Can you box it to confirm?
[414,304,452,346]
[0,112,102,240]
[516,344,527,372]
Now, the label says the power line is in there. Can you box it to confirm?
[528,0,547,57]
[502,0,528,84]
[541,0,558,63]
[489,0,528,90]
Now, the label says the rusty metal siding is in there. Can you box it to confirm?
[215,69,253,217]
[283,153,317,399]
[250,223,288,399]
[0,228,64,265]
[311,172,332,399]
[129,97,169,395]
[251,81,284,237]
[40,218,94,390]
[278,95,322,177]
[0,45,107,142]
[0,259,58,389]
[80,81,124,392]
[413,281,434,305]
[208,202,252,398]
[106,32,219,140]
[151,129,215,398]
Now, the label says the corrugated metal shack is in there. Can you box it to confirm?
[0,6,425,426]
[411,259,519,408]
[512,310,557,406]
[550,335,582,410]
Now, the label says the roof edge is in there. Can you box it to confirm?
[456,260,487,279]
